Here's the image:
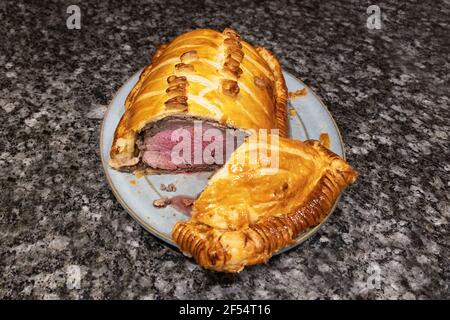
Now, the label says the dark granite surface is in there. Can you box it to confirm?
[0,0,448,299]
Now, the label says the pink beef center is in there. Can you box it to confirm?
[140,121,239,171]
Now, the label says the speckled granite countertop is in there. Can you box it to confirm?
[0,0,448,299]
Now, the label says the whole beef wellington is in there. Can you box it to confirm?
[109,28,288,175]
[109,28,358,272]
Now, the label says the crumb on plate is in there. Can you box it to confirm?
[289,87,308,100]
[153,197,171,208]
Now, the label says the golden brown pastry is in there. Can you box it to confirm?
[109,28,288,174]
[172,136,358,272]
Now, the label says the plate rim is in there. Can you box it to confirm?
[99,68,345,253]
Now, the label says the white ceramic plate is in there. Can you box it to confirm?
[100,69,345,253]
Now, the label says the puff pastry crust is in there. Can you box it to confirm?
[172,137,358,272]
[109,28,288,171]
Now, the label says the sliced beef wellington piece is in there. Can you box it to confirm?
[109,28,288,175]
[172,136,358,272]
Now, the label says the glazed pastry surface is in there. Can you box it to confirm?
[109,28,288,170]
[173,137,358,272]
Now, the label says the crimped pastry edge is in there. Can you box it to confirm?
[255,46,289,138]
